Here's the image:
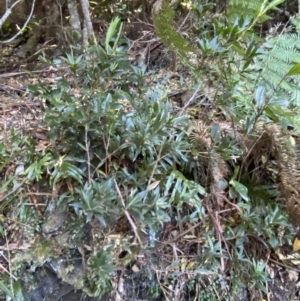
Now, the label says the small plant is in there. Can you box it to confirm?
[249,259,269,293]
[85,248,115,297]
[24,17,205,298]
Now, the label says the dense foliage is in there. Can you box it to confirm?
[2,0,300,300]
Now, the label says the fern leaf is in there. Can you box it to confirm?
[153,1,195,59]
[255,22,300,105]
[227,0,263,20]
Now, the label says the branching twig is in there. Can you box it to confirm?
[146,138,166,192]
[85,124,91,184]
[114,179,142,245]
[91,142,131,178]
[5,228,17,298]
[169,221,202,242]
[217,193,242,214]
[2,0,36,44]
[0,262,17,281]
[0,0,23,28]
[0,66,65,78]
[268,258,300,273]
[0,178,26,202]
[179,83,202,115]
[154,269,172,301]
[207,207,226,271]
[80,0,96,45]
[178,10,191,31]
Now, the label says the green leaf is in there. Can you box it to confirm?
[287,63,300,76]
[230,180,249,201]
[77,142,87,151]
[268,236,279,249]
[112,22,123,52]
[127,190,147,208]
[13,281,24,301]
[232,166,240,180]
[255,282,268,293]
[265,0,285,12]
[27,84,39,93]
[0,176,16,193]
[105,17,121,52]
[255,85,265,107]
[0,281,15,300]
[264,106,279,122]
[211,123,221,142]
[244,115,256,135]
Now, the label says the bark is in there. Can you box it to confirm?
[67,0,82,42]
[79,0,95,45]
[44,0,60,41]
[82,21,88,46]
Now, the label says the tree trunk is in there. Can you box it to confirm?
[67,0,82,43]
[79,0,95,45]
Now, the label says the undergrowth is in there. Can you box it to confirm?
[1,0,300,300]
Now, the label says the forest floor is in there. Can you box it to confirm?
[1,19,300,301]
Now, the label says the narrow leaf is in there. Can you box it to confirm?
[287,63,300,76]
[147,180,160,191]
[0,281,15,300]
[230,180,249,201]
[112,22,123,51]
[211,123,221,142]
[265,0,285,12]
[255,86,265,107]
[105,17,121,51]
[13,281,24,301]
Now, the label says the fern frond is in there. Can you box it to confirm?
[227,0,262,20]
[255,24,300,105]
[292,16,300,33]
[153,1,195,59]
